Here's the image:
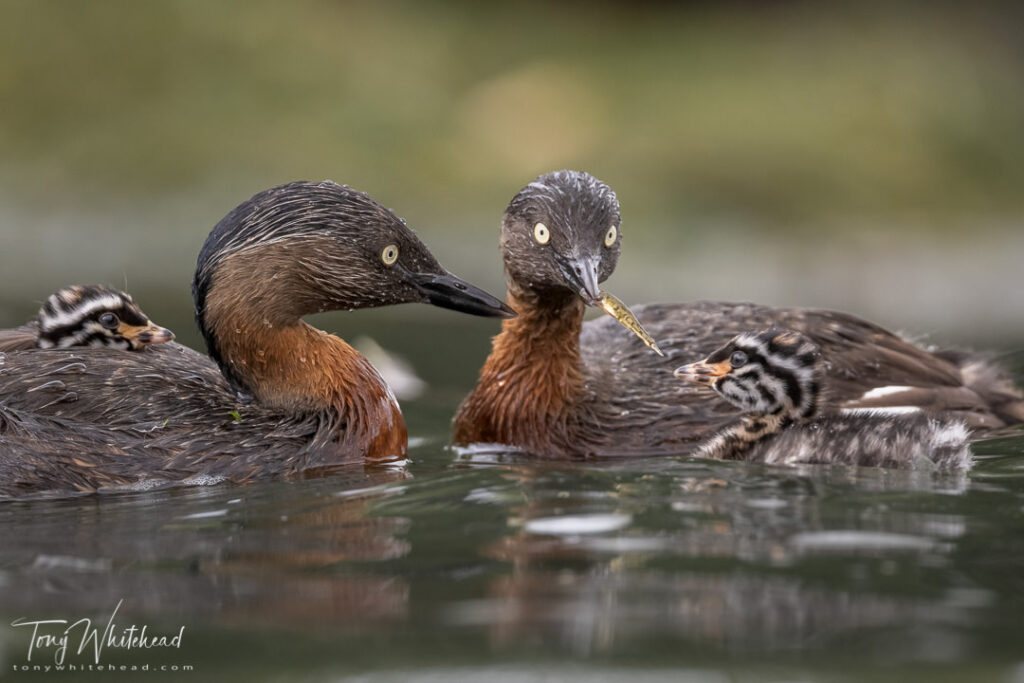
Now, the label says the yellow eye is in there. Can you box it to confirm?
[604,225,618,247]
[533,222,550,245]
[381,244,399,265]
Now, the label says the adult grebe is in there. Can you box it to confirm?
[453,170,1022,457]
[0,180,512,495]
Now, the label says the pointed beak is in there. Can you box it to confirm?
[412,271,516,318]
[555,252,661,355]
[559,253,602,306]
[556,253,663,355]
[121,321,175,350]
[674,359,731,385]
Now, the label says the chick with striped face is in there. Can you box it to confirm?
[36,285,175,351]
[674,329,821,420]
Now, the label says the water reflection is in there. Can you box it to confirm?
[0,465,412,629]
[445,454,983,657]
[0,434,1021,675]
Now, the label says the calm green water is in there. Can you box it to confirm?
[1,317,1023,682]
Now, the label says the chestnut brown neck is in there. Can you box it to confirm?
[453,282,587,451]
[203,255,406,461]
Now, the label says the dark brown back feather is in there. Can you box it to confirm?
[0,324,40,352]
[456,299,1023,458]
[0,342,403,497]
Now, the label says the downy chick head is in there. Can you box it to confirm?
[37,285,174,351]
[675,329,822,419]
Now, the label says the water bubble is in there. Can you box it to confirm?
[524,513,632,536]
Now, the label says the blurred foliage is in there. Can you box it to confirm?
[1,0,1023,343]
[1,0,1023,232]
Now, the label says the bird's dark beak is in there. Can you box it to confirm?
[559,253,602,306]
[558,252,663,355]
[412,271,516,318]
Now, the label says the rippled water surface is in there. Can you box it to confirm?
[1,322,1023,682]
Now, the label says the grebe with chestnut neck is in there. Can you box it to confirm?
[0,181,512,496]
[453,170,1023,458]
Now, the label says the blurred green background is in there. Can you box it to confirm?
[1,0,1023,350]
